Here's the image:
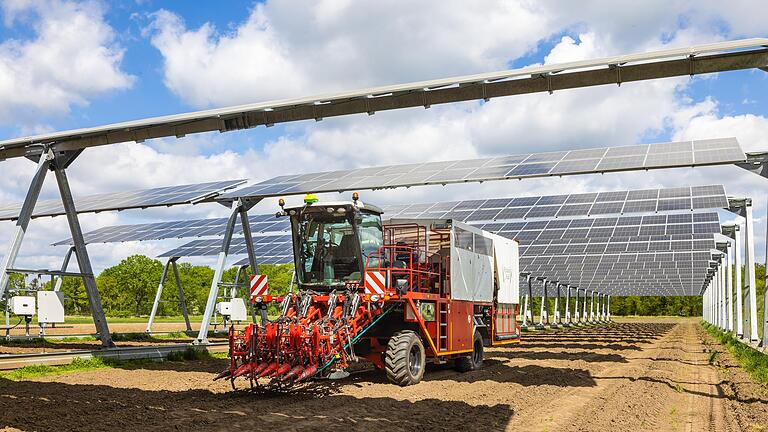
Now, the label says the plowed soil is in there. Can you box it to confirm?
[1,318,767,431]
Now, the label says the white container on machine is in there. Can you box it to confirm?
[9,296,35,316]
[37,291,65,323]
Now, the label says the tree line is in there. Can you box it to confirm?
[7,255,765,318]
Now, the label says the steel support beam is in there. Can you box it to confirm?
[171,259,192,332]
[726,243,734,332]
[607,295,611,321]
[564,285,571,325]
[744,202,759,341]
[538,279,548,327]
[764,198,768,345]
[582,289,588,324]
[53,162,113,347]
[147,258,174,333]
[239,202,267,324]
[0,150,52,299]
[574,288,581,324]
[196,201,240,344]
[589,291,595,323]
[553,283,561,326]
[4,45,767,160]
[523,275,532,327]
[735,224,744,337]
[53,246,76,292]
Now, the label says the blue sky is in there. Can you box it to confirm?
[0,0,766,274]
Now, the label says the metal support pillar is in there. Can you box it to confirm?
[573,287,581,325]
[538,279,548,327]
[171,259,192,331]
[553,283,561,326]
[607,295,611,321]
[523,275,533,327]
[53,161,113,347]
[564,285,571,325]
[720,262,727,330]
[53,246,75,291]
[239,203,267,325]
[196,201,240,344]
[715,267,722,329]
[726,244,733,333]
[744,202,759,341]
[0,150,52,299]
[734,225,744,337]
[581,289,587,324]
[147,257,174,332]
[763,198,768,345]
[589,290,595,323]
[601,293,606,322]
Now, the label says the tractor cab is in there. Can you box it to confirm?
[281,194,384,291]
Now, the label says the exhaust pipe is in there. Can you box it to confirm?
[213,368,232,381]
[295,364,318,383]
[258,362,280,378]
[281,365,305,382]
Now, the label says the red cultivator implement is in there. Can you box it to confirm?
[217,289,392,388]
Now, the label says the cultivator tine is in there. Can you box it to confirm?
[258,362,280,378]
[274,363,292,377]
[213,368,232,381]
[231,362,253,379]
[252,361,270,376]
[295,365,318,383]
[281,365,305,382]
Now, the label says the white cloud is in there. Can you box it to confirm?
[0,0,133,123]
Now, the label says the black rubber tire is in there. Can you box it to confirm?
[455,331,484,372]
[385,330,426,386]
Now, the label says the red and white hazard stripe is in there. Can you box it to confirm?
[249,274,269,298]
[364,271,386,295]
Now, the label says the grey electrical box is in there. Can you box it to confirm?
[37,291,65,323]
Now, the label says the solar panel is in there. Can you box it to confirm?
[61,184,726,246]
[158,234,293,261]
[221,139,743,200]
[53,214,290,245]
[385,184,728,221]
[0,180,247,222]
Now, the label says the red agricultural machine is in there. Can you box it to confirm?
[217,194,520,388]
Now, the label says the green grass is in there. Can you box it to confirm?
[702,321,768,384]
[0,357,114,380]
[0,347,221,381]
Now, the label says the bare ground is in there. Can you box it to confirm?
[1,318,766,432]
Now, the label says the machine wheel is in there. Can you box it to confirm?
[385,330,425,386]
[455,331,484,372]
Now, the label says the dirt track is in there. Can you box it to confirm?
[1,319,767,431]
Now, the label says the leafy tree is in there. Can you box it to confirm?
[97,255,163,316]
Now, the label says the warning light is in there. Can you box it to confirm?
[303,193,319,204]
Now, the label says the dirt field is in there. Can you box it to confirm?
[1,318,767,431]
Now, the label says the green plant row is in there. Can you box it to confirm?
[701,321,768,384]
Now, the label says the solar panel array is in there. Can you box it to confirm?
[386,185,727,221]
[521,250,716,296]
[158,234,293,264]
[57,185,727,245]
[220,139,743,199]
[54,214,289,245]
[0,180,246,222]
[475,212,721,249]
